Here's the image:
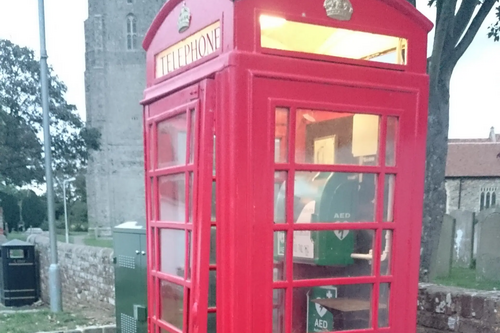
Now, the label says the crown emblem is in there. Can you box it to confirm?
[323,0,354,21]
[178,3,191,33]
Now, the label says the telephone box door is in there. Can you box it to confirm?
[145,80,214,333]
[250,76,425,333]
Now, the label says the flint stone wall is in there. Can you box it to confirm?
[418,283,500,333]
[27,234,115,314]
[25,234,500,332]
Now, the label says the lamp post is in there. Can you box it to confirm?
[38,0,61,313]
[62,177,76,244]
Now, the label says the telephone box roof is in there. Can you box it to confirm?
[143,0,433,51]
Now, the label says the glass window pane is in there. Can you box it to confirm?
[127,36,132,50]
[294,172,376,223]
[292,284,372,332]
[213,135,216,176]
[208,270,217,308]
[150,178,155,220]
[273,289,285,333]
[386,117,398,166]
[207,312,217,333]
[189,109,196,164]
[384,175,395,222]
[149,125,154,169]
[152,277,157,318]
[274,231,286,281]
[292,230,374,279]
[379,283,390,327]
[157,113,188,168]
[160,281,185,329]
[159,173,186,222]
[260,15,408,65]
[380,230,393,276]
[211,181,216,222]
[295,110,380,165]
[187,231,192,280]
[160,229,186,278]
[274,172,287,224]
[275,107,289,163]
[210,226,216,265]
[188,173,193,223]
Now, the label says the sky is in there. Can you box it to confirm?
[0,0,499,139]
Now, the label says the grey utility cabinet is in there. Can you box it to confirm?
[114,221,147,333]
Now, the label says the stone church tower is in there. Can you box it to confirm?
[84,0,165,230]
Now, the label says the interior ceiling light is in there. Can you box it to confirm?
[260,14,286,30]
[303,114,316,122]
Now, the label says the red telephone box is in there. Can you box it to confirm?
[141,1,432,333]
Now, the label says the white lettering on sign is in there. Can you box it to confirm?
[155,21,221,78]
[333,212,351,219]
[315,318,329,328]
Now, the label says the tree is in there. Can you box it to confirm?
[0,192,20,232]
[406,0,500,280]
[21,190,47,228]
[0,39,100,187]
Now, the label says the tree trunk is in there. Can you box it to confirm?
[419,71,452,281]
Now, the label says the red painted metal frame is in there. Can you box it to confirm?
[142,1,431,333]
[144,81,214,333]
[246,73,426,333]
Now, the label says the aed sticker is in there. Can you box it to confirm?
[307,286,337,332]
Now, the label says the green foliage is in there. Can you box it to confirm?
[21,190,46,228]
[0,39,101,187]
[69,200,88,224]
[71,221,88,232]
[0,192,20,231]
[488,6,500,41]
[72,172,88,203]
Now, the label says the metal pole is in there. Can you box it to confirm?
[38,0,62,313]
[63,181,68,243]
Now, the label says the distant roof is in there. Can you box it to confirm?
[446,136,500,177]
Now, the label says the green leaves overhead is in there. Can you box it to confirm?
[0,39,100,187]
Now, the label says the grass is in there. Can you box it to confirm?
[6,229,113,248]
[6,230,88,245]
[83,235,113,248]
[433,267,500,291]
[5,232,27,242]
[0,309,90,333]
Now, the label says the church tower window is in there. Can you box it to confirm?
[127,14,137,50]
[480,188,497,211]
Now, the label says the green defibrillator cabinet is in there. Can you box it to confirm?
[274,172,370,332]
[275,172,360,266]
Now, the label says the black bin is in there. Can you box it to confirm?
[0,239,38,306]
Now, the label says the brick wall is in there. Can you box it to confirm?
[418,283,500,332]
[27,234,115,314]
